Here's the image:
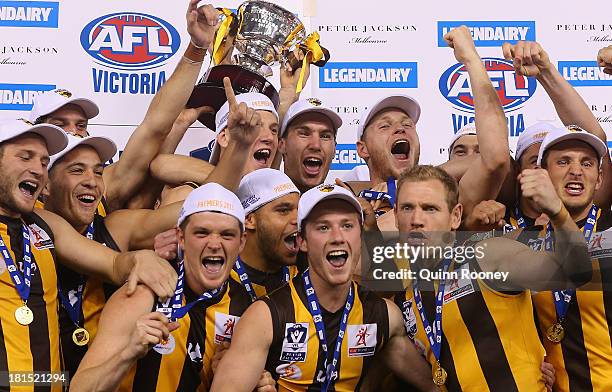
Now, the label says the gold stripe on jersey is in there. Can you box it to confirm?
[118,279,251,392]
[230,264,299,299]
[0,214,62,392]
[531,208,612,392]
[395,262,546,392]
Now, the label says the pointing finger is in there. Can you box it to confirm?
[223,77,238,109]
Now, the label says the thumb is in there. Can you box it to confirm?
[502,42,514,60]
[126,272,137,296]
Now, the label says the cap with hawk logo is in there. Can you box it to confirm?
[280,98,342,137]
[30,89,99,123]
[537,125,608,166]
[297,184,363,231]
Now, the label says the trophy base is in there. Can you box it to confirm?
[187,65,280,130]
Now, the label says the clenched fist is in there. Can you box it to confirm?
[463,200,507,231]
[518,169,563,217]
[444,25,480,65]
[597,45,612,75]
[502,41,551,77]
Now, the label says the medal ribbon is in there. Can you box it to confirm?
[514,206,527,229]
[295,31,325,93]
[57,222,94,327]
[544,204,598,323]
[156,258,226,321]
[302,269,354,392]
[357,177,397,206]
[412,258,452,364]
[234,256,289,302]
[0,224,33,304]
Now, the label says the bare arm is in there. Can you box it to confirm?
[445,27,511,218]
[71,286,176,391]
[150,154,214,187]
[210,301,273,392]
[382,299,437,392]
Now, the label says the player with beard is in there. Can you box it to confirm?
[392,165,589,390]
[233,168,301,299]
[211,184,436,392]
[31,0,220,213]
[0,119,177,389]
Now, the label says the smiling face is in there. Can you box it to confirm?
[45,146,104,232]
[299,199,361,287]
[279,112,337,193]
[0,134,50,218]
[543,140,602,219]
[357,108,420,183]
[178,211,246,294]
[249,193,300,267]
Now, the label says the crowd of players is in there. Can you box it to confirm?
[0,1,611,391]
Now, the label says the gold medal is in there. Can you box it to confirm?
[15,305,33,325]
[546,322,565,343]
[433,362,447,386]
[72,327,90,346]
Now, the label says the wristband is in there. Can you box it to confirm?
[550,203,569,226]
[184,41,207,63]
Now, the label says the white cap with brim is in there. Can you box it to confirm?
[237,168,300,215]
[448,124,477,154]
[280,98,342,137]
[209,92,278,165]
[297,183,363,232]
[537,126,609,166]
[0,119,68,155]
[177,182,245,230]
[49,134,117,170]
[357,95,421,141]
[515,121,563,161]
[30,89,99,122]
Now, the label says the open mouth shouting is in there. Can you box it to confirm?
[76,193,97,208]
[564,181,584,196]
[326,249,349,268]
[391,139,410,161]
[283,232,298,254]
[303,156,323,176]
[202,255,225,274]
[18,180,39,200]
[253,148,272,166]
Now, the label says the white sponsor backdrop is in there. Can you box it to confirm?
[1,0,610,176]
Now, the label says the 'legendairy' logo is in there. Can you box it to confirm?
[0,1,59,28]
[558,61,612,87]
[80,13,180,95]
[437,21,535,47]
[331,144,366,170]
[440,58,536,113]
[319,62,417,88]
[0,83,55,110]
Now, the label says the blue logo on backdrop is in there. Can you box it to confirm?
[319,62,418,88]
[0,83,55,110]
[189,139,215,162]
[331,144,366,170]
[437,21,535,47]
[558,61,612,86]
[0,1,59,28]
[608,141,612,159]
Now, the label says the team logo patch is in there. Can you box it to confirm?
[347,324,377,357]
[589,230,612,259]
[214,312,240,344]
[18,118,34,126]
[275,363,303,380]
[401,300,417,339]
[443,264,475,304]
[28,224,53,250]
[152,333,175,355]
[528,238,544,251]
[54,89,72,98]
[187,341,202,363]
[280,323,309,362]
[307,98,322,106]
[317,184,335,193]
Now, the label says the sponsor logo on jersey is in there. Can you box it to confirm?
[280,323,309,362]
[347,324,377,357]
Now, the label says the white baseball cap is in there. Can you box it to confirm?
[177,182,245,229]
[357,95,421,141]
[209,92,277,164]
[515,121,562,161]
[0,118,68,155]
[49,134,117,170]
[280,98,342,137]
[448,124,477,154]
[297,183,363,232]
[237,168,300,215]
[30,89,99,122]
[537,125,608,166]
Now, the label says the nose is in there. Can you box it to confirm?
[307,133,322,151]
[410,208,426,229]
[81,169,97,188]
[568,161,583,177]
[206,234,223,251]
[328,224,346,245]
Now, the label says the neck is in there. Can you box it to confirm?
[568,203,594,223]
[44,204,89,234]
[241,236,279,273]
[0,204,20,219]
[368,165,386,187]
[308,270,351,313]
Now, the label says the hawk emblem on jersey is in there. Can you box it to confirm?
[28,224,54,250]
[347,324,377,357]
[280,323,308,362]
[214,312,240,344]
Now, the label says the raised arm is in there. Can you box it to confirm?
[150,154,214,187]
[477,169,592,290]
[103,2,219,212]
[504,40,611,209]
[210,301,273,392]
[444,26,511,218]
[70,286,177,391]
[381,299,438,392]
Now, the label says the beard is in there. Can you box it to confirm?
[0,166,27,216]
[255,220,291,269]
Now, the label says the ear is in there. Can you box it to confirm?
[298,232,308,253]
[244,213,256,231]
[278,138,287,156]
[217,129,229,149]
[450,203,463,230]
[41,182,51,199]
[177,226,186,254]
[356,139,370,160]
[595,166,604,191]
[238,230,247,254]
